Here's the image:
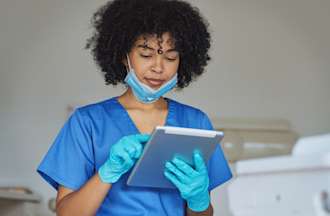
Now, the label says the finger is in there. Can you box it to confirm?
[165,161,189,183]
[120,149,134,167]
[123,138,142,159]
[134,134,151,144]
[123,145,136,157]
[164,170,185,189]
[133,142,143,159]
[130,134,150,158]
[128,143,143,159]
[128,139,144,159]
[193,150,207,172]
[172,157,197,177]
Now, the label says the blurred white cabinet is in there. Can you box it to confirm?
[227,134,330,216]
[213,117,298,162]
[211,117,298,216]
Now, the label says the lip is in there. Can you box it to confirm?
[144,78,165,88]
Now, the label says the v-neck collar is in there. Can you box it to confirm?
[113,96,174,134]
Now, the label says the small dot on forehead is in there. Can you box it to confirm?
[143,39,148,47]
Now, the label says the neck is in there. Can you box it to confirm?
[118,88,167,110]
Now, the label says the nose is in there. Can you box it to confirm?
[151,55,163,74]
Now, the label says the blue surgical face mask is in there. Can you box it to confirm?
[124,55,178,104]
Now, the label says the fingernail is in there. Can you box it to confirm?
[195,151,202,157]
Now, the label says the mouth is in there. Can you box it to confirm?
[144,78,165,88]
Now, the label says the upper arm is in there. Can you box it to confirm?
[56,185,74,208]
[37,109,95,191]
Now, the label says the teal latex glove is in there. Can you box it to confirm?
[164,150,210,212]
[98,134,150,183]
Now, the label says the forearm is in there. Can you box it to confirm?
[56,174,111,216]
[186,203,213,216]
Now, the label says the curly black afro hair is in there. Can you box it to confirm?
[86,0,211,88]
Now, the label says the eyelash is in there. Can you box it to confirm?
[140,54,152,58]
[140,54,177,61]
[166,58,177,62]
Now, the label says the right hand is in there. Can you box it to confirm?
[98,134,150,183]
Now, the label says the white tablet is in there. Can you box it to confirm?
[126,126,224,189]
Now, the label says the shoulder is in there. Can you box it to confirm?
[73,97,119,120]
[167,98,212,129]
[169,98,208,117]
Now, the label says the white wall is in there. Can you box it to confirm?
[181,0,330,136]
[0,0,329,215]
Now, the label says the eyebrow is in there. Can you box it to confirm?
[136,44,177,53]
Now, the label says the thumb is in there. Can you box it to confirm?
[193,150,207,172]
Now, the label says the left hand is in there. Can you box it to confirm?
[164,150,210,212]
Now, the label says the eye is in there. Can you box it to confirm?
[166,57,177,62]
[165,52,179,62]
[165,55,178,62]
[140,54,152,58]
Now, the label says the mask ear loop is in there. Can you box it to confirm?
[126,54,133,72]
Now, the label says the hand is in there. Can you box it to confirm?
[98,134,150,183]
[164,150,210,212]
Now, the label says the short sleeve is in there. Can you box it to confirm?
[200,113,233,191]
[37,109,95,191]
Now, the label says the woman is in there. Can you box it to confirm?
[37,0,232,215]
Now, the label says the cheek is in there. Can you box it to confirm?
[167,62,180,77]
[131,58,151,75]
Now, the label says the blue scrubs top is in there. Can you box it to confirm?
[37,97,232,215]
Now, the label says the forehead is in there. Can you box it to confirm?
[134,32,176,49]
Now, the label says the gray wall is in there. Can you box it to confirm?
[1,0,329,215]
